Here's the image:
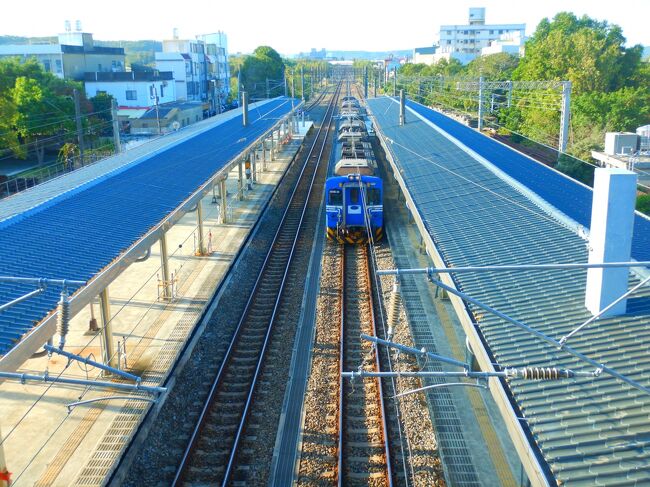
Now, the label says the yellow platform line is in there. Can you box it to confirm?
[433,298,517,487]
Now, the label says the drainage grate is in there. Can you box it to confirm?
[74,262,221,486]
[387,222,481,487]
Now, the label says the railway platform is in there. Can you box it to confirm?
[0,122,311,486]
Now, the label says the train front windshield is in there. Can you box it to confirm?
[366,187,381,205]
[329,189,342,205]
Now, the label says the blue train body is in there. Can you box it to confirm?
[325,174,383,244]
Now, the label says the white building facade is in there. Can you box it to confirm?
[0,29,125,80]
[197,32,230,111]
[156,38,207,103]
[84,71,176,107]
[438,8,524,64]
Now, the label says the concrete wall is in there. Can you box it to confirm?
[85,79,176,107]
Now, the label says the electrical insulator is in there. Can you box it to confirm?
[57,289,70,350]
[508,367,575,380]
[387,281,401,339]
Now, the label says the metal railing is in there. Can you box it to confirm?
[0,152,113,200]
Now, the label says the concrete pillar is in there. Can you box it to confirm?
[159,232,171,300]
[219,178,228,223]
[478,76,484,131]
[399,89,405,126]
[260,144,266,171]
[559,81,572,153]
[251,150,258,183]
[196,199,205,255]
[242,91,249,127]
[585,168,637,317]
[99,287,117,369]
[238,160,244,200]
[270,132,275,161]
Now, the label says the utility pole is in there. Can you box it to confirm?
[151,84,161,135]
[301,66,305,102]
[393,67,397,97]
[111,98,121,154]
[291,69,295,100]
[73,88,85,166]
[266,78,270,99]
[237,69,242,106]
[559,81,572,153]
[284,73,288,97]
[364,66,368,98]
[477,76,484,131]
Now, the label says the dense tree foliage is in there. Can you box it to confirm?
[508,12,650,161]
[239,46,286,99]
[0,58,103,166]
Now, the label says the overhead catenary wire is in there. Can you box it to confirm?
[1,104,294,455]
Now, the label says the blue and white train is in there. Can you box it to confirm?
[325,97,383,244]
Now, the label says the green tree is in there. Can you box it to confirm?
[240,46,285,99]
[637,194,650,216]
[514,12,642,94]
[0,57,83,165]
[465,53,519,80]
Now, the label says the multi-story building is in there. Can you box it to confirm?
[155,37,208,103]
[196,32,230,112]
[437,8,524,64]
[84,71,176,107]
[0,23,125,80]
[413,46,437,65]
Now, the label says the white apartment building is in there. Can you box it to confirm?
[0,26,125,80]
[196,32,230,111]
[437,8,525,64]
[155,38,207,103]
[84,71,176,107]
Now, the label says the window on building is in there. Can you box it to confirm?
[499,30,504,34]
[43,60,51,72]
[489,30,494,34]
[55,59,62,72]
[97,63,102,71]
[447,40,451,45]
[446,30,451,35]
[126,90,137,100]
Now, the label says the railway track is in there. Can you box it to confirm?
[172,83,341,486]
[339,244,393,486]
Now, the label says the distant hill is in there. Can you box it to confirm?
[0,36,162,68]
[295,49,412,60]
[0,35,57,45]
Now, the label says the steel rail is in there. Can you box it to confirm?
[364,245,394,486]
[337,244,345,487]
[338,245,393,486]
[222,82,341,486]
[172,84,341,486]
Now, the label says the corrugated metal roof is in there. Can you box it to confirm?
[0,98,296,355]
[368,97,650,486]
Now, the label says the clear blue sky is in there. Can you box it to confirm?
[2,0,648,55]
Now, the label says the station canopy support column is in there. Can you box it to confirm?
[196,199,205,255]
[99,287,117,370]
[238,160,244,200]
[219,177,228,224]
[159,232,172,300]
[251,150,258,183]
